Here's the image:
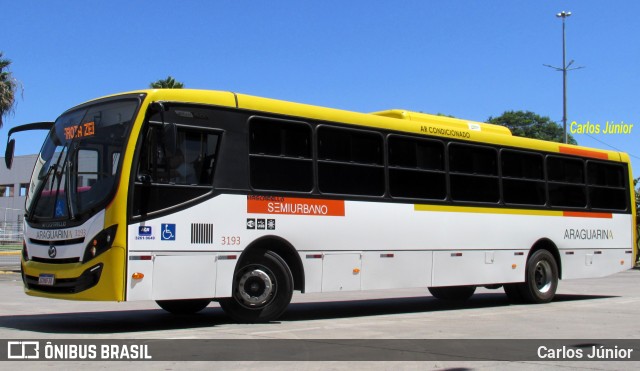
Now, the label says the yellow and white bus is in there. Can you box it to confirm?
[5,89,636,322]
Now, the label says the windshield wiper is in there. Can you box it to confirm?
[27,159,63,221]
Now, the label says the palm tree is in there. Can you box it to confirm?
[149,76,185,89]
[0,52,21,128]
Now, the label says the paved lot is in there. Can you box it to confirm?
[0,250,19,269]
[0,268,639,370]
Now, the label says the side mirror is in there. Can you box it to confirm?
[162,122,177,158]
[4,121,54,170]
[5,139,15,169]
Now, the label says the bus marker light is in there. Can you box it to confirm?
[218,255,237,260]
[353,268,360,274]
[451,253,462,257]
[512,264,517,269]
[132,272,144,280]
[621,260,625,265]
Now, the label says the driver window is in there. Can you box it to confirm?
[137,126,218,186]
[133,120,220,218]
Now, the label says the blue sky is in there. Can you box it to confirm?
[2,1,639,176]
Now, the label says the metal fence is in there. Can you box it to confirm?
[0,208,23,269]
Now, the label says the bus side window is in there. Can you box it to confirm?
[132,120,220,217]
[137,126,218,186]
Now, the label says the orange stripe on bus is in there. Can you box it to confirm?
[559,146,609,160]
[563,211,612,219]
[247,196,345,216]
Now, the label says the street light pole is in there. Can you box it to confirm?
[558,11,570,144]
[544,11,583,144]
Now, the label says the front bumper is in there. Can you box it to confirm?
[21,246,126,301]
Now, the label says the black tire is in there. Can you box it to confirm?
[218,250,293,323]
[428,285,476,302]
[156,299,211,314]
[503,283,525,303]
[519,249,559,304]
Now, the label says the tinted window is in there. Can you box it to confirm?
[547,156,584,183]
[502,150,543,179]
[389,169,446,199]
[503,179,546,205]
[250,118,311,158]
[587,162,624,187]
[448,144,498,203]
[317,126,384,196]
[450,174,500,203]
[549,183,586,208]
[137,126,219,186]
[389,136,444,170]
[318,126,383,165]
[449,144,497,175]
[318,163,385,196]
[249,118,313,192]
[388,136,446,200]
[133,119,220,217]
[586,161,627,210]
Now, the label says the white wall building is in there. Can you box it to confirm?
[0,154,37,235]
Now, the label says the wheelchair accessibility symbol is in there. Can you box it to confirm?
[161,224,176,241]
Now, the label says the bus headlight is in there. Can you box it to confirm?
[83,225,118,262]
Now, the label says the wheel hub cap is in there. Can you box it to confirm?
[534,260,553,293]
[238,269,273,307]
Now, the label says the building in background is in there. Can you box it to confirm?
[0,154,36,242]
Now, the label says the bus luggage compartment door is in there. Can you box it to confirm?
[321,253,362,292]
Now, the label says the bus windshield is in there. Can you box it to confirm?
[26,98,139,222]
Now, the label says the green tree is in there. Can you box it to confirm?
[149,76,184,89]
[487,110,577,145]
[435,113,456,118]
[0,52,22,128]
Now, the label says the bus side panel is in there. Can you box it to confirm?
[127,257,153,301]
[152,254,216,300]
[126,252,222,301]
[431,250,527,287]
[361,251,432,290]
[561,249,631,280]
[560,213,633,279]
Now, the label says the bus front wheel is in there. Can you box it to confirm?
[218,250,293,323]
[428,285,476,302]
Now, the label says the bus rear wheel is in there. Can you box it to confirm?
[513,249,558,304]
[428,285,476,302]
[218,250,293,323]
[156,299,211,314]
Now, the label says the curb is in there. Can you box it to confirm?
[0,270,20,274]
[0,251,20,256]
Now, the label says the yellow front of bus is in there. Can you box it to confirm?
[20,93,147,301]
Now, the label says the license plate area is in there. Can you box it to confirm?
[38,274,55,286]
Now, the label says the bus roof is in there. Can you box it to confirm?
[95,89,626,163]
[370,109,513,136]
